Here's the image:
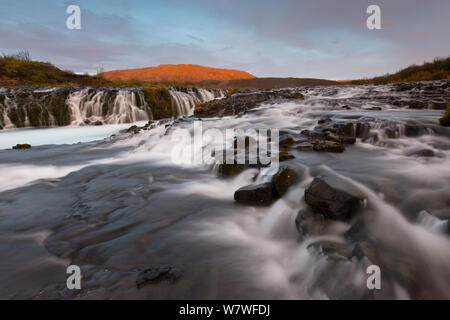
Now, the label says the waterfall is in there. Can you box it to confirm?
[67,89,152,125]
[0,87,153,129]
[168,87,225,116]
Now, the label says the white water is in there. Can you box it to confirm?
[0,82,449,299]
[67,89,151,125]
[168,87,225,116]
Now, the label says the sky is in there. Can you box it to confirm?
[0,0,449,79]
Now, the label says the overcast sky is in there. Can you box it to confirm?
[1,0,449,79]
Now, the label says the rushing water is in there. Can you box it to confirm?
[0,87,223,130]
[0,82,449,299]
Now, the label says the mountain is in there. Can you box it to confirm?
[100,64,256,83]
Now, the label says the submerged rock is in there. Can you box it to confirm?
[313,141,345,153]
[304,178,363,221]
[136,265,181,288]
[234,182,275,206]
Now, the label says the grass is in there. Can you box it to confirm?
[350,56,450,85]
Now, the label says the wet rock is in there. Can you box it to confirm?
[313,141,345,153]
[295,209,329,237]
[407,149,435,157]
[308,240,353,259]
[318,118,332,124]
[12,143,31,150]
[217,163,248,177]
[273,167,299,197]
[304,178,363,221]
[234,182,275,206]
[344,220,370,243]
[356,122,371,140]
[278,151,295,161]
[279,137,295,148]
[439,105,450,127]
[341,105,352,110]
[405,124,430,137]
[296,142,314,151]
[136,265,181,288]
[93,120,103,126]
[126,125,138,133]
[336,123,356,138]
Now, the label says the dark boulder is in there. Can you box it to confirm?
[278,151,295,161]
[273,167,299,197]
[313,141,345,153]
[217,163,249,177]
[234,182,275,206]
[405,124,430,137]
[304,178,363,221]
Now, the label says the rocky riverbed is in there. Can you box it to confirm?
[0,80,449,299]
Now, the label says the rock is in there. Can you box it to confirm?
[273,167,299,197]
[336,123,356,138]
[93,120,103,126]
[278,151,295,161]
[136,265,181,288]
[12,143,31,150]
[342,137,356,144]
[234,182,274,206]
[217,163,248,177]
[304,178,363,221]
[439,105,450,127]
[405,124,429,137]
[279,137,295,148]
[344,220,369,243]
[341,105,352,110]
[296,142,313,151]
[126,125,138,133]
[356,122,371,140]
[407,149,435,157]
[295,209,329,236]
[288,92,304,99]
[313,141,345,153]
[307,240,353,259]
[318,118,332,124]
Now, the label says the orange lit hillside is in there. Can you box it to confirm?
[101,64,256,83]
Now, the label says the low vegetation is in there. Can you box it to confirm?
[351,56,450,85]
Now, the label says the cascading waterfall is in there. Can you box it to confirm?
[168,87,226,116]
[67,89,152,125]
[0,87,153,129]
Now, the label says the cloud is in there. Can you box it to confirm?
[0,0,449,78]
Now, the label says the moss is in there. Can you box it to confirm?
[278,151,295,161]
[288,92,304,99]
[227,88,238,96]
[142,86,172,119]
[16,90,29,98]
[12,143,31,149]
[279,137,295,148]
[439,105,450,127]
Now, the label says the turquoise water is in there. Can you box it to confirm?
[0,122,147,149]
